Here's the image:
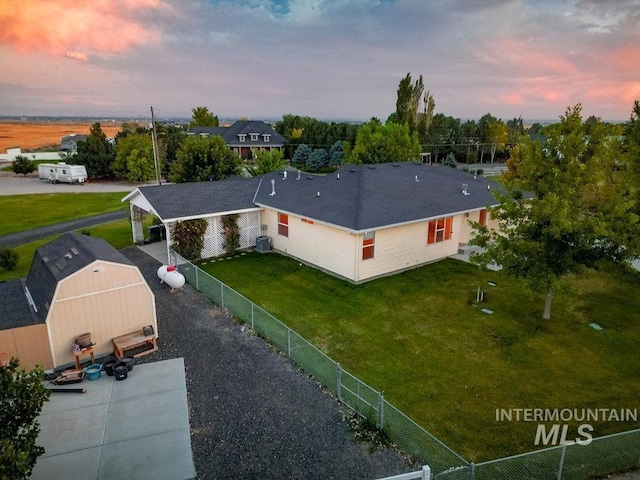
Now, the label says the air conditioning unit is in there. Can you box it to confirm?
[256,236,270,253]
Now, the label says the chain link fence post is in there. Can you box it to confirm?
[557,444,567,480]
[378,392,384,429]
[336,363,342,401]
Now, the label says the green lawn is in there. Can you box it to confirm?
[0,218,142,282]
[200,252,640,461]
[0,192,128,236]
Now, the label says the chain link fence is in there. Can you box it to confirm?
[171,251,640,479]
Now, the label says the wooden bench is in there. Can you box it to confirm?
[112,329,157,360]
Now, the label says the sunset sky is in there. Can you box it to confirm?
[1,0,639,122]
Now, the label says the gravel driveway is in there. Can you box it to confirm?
[121,246,414,480]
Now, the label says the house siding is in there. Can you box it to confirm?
[263,209,357,280]
[0,324,53,371]
[47,264,156,367]
[357,216,462,282]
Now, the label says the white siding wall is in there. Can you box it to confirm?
[263,209,466,283]
[357,216,462,282]
[263,209,357,280]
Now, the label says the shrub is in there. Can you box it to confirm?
[170,219,208,261]
[221,214,240,255]
[0,248,19,271]
[12,156,36,176]
[0,358,50,480]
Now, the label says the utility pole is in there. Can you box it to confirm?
[150,106,162,185]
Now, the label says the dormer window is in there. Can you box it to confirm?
[262,134,271,142]
[238,134,246,142]
[250,133,259,141]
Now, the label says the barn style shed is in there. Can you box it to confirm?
[0,233,157,370]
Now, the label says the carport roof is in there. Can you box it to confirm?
[128,176,263,222]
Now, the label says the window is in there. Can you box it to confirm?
[238,134,246,142]
[250,133,259,141]
[278,212,289,237]
[262,134,271,142]
[427,216,453,244]
[479,209,487,227]
[362,231,375,260]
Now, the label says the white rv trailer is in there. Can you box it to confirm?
[38,162,88,184]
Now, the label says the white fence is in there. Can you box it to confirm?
[0,148,64,162]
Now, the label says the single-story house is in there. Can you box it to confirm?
[61,134,88,152]
[189,120,286,159]
[124,162,500,283]
[0,233,157,370]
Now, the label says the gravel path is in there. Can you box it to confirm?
[121,246,415,480]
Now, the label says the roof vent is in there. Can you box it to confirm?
[71,247,80,255]
[462,184,469,195]
[415,175,419,182]
[283,170,287,180]
[270,179,276,196]
[337,173,340,180]
[349,168,356,173]
[65,252,73,260]
[317,191,320,197]
[367,165,376,169]
[487,185,491,190]
[297,170,301,180]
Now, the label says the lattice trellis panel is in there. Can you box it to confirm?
[130,204,145,244]
[168,211,262,259]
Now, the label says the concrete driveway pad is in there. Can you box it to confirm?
[32,358,195,480]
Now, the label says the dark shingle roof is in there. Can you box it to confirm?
[0,278,39,331]
[254,162,503,231]
[189,120,286,147]
[26,232,134,324]
[136,176,263,222]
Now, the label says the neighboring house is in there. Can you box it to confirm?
[0,233,157,370]
[61,134,88,152]
[124,162,500,283]
[189,120,286,159]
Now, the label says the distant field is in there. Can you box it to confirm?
[0,122,122,152]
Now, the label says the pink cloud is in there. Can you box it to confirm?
[66,51,88,62]
[0,0,167,58]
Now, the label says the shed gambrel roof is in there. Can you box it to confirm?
[254,162,503,232]
[189,120,286,147]
[26,233,135,324]
[0,278,39,331]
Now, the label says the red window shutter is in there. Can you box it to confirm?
[479,209,487,227]
[445,217,453,240]
[428,220,436,244]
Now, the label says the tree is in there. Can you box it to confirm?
[471,104,640,319]
[307,149,328,170]
[169,135,241,183]
[622,100,640,214]
[392,73,435,144]
[75,123,114,178]
[329,141,346,167]
[0,248,19,271]
[11,155,36,176]
[246,149,287,176]
[0,358,50,479]
[487,119,508,164]
[476,113,498,163]
[292,144,312,165]
[189,106,219,128]
[113,133,156,182]
[349,121,421,165]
